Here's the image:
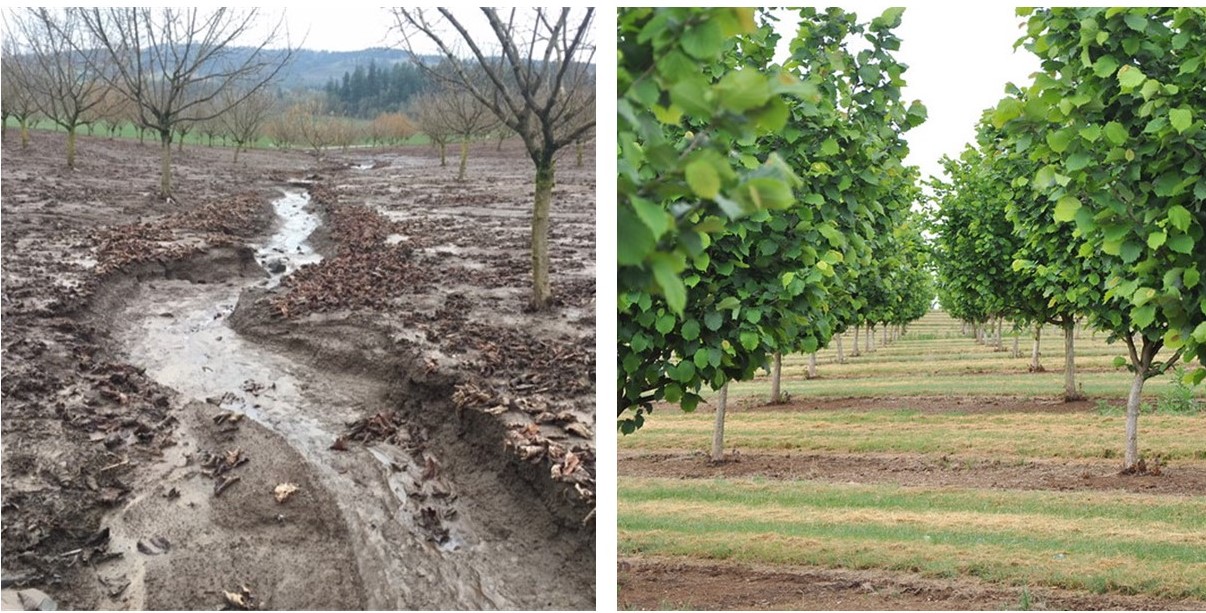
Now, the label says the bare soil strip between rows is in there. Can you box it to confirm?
[619,452,1206,495]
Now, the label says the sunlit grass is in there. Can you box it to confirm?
[619,477,1206,600]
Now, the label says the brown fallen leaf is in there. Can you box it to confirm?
[330,436,349,451]
[273,483,299,503]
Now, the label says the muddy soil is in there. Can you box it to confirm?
[619,452,1206,495]
[617,556,1206,611]
[2,132,594,609]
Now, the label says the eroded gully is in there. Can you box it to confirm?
[105,188,587,609]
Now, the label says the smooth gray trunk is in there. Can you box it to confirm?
[1030,324,1043,372]
[867,325,875,352]
[1063,322,1082,400]
[770,353,782,404]
[1124,369,1145,470]
[836,333,845,364]
[1012,331,1020,359]
[711,383,729,462]
[882,325,889,346]
[807,352,817,379]
[852,326,861,357]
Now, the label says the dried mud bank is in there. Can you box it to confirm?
[2,135,595,610]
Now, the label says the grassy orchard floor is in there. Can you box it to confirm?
[618,311,1206,610]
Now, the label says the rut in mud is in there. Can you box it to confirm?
[97,188,590,609]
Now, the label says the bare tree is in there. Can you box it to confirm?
[5,8,110,167]
[409,91,453,166]
[76,8,295,198]
[369,111,418,147]
[392,8,596,310]
[1,40,43,149]
[217,86,274,162]
[430,83,499,181]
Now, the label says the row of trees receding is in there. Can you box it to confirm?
[933,8,1206,472]
[617,8,934,458]
[5,8,597,311]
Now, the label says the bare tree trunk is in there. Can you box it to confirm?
[1012,329,1020,359]
[159,131,173,198]
[868,325,875,352]
[836,333,845,364]
[1030,324,1044,372]
[882,325,889,346]
[66,127,77,169]
[575,138,584,168]
[438,141,446,166]
[529,162,554,309]
[20,119,30,148]
[995,318,1004,350]
[807,352,817,379]
[1063,321,1083,401]
[457,138,469,181]
[852,326,861,357]
[769,353,782,404]
[961,321,968,336]
[711,383,729,462]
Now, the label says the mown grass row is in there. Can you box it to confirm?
[619,477,1206,600]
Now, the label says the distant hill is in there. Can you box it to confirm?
[267,47,436,91]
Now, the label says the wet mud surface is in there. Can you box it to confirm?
[2,133,594,609]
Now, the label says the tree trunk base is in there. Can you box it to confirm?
[1028,365,1046,373]
[1063,392,1087,402]
[1119,456,1161,476]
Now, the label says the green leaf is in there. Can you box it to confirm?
[1132,286,1157,307]
[1132,304,1156,328]
[631,197,671,240]
[1193,322,1206,343]
[1104,121,1128,145]
[1066,152,1092,171]
[715,69,771,112]
[681,393,700,413]
[1120,241,1142,263]
[1046,129,1073,153]
[1170,108,1193,134]
[1167,234,1194,254]
[685,159,721,200]
[1113,356,1128,368]
[1033,165,1057,188]
[651,255,687,314]
[716,296,740,310]
[1079,125,1102,142]
[1147,231,1167,249]
[1123,12,1147,32]
[1185,267,1201,288]
[1092,55,1119,78]
[681,18,723,60]
[1053,196,1081,222]
[1117,64,1146,90]
[617,205,656,265]
[992,97,1024,129]
[655,312,675,334]
[820,138,839,156]
[1168,205,1192,231]
[739,330,760,351]
[704,311,724,331]
[682,318,701,341]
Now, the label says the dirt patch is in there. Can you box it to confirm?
[617,556,1206,610]
[736,395,1108,414]
[619,452,1206,495]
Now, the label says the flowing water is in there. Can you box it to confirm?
[106,189,576,609]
